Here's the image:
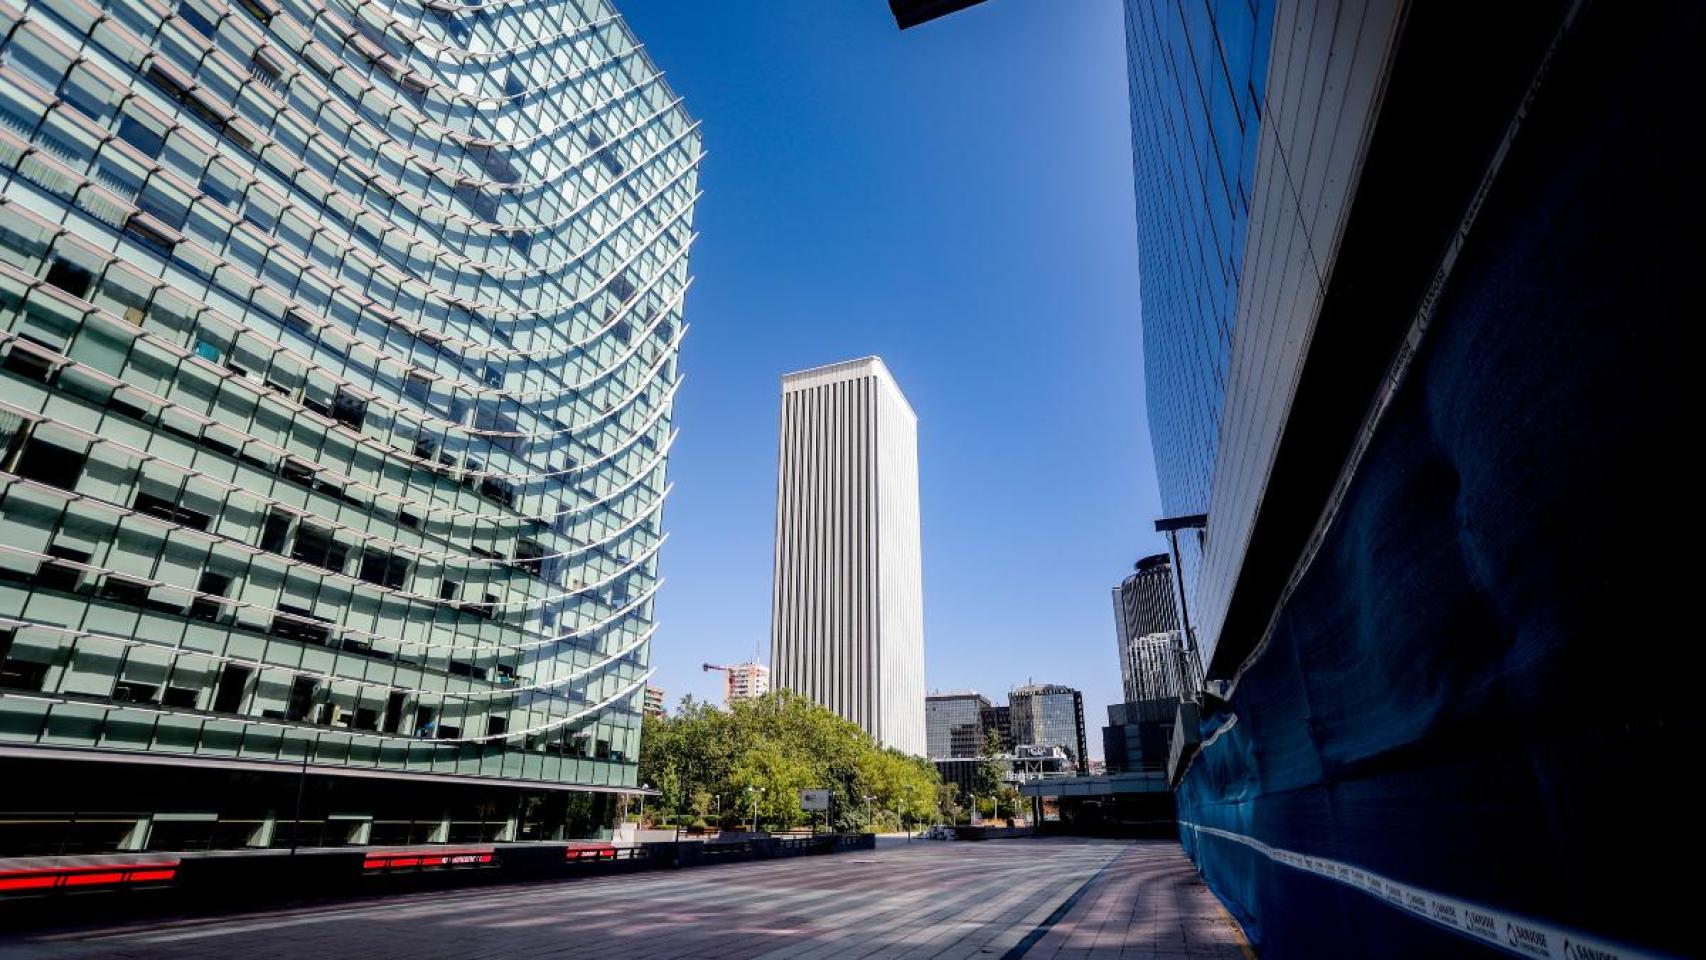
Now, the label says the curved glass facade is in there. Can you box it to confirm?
[1124,0,1274,517]
[0,0,698,795]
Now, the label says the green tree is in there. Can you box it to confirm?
[689,788,713,820]
[634,690,942,835]
[936,782,963,825]
[972,729,1006,800]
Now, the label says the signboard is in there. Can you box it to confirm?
[800,789,830,811]
[1041,797,1061,822]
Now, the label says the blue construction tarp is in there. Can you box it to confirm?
[1176,4,1700,959]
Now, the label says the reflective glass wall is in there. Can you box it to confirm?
[0,0,698,793]
[1124,0,1276,624]
[1125,0,1275,516]
[925,692,989,760]
[1010,684,1086,769]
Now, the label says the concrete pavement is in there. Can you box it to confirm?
[0,837,1251,959]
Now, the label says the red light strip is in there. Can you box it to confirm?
[564,845,617,861]
[362,849,495,871]
[62,871,129,887]
[0,861,179,894]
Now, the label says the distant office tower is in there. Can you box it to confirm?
[1124,632,1200,704]
[1112,554,1180,703]
[1009,683,1087,770]
[723,661,770,706]
[926,691,991,759]
[771,357,924,755]
[644,686,667,718]
[0,0,698,853]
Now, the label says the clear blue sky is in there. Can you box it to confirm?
[622,0,1171,755]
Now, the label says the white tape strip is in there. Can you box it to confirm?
[1177,822,1671,960]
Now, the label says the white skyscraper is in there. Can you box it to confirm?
[771,358,925,755]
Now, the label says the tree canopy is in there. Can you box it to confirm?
[638,690,940,831]
[972,728,1006,798]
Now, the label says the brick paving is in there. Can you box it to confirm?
[0,838,1250,959]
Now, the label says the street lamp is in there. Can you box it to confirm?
[746,786,765,832]
[863,794,875,833]
[638,783,650,826]
[902,784,914,842]
[1155,513,1209,701]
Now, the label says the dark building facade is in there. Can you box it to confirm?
[1100,699,1177,776]
[931,757,997,803]
[979,703,1013,753]
[1124,0,1699,957]
[888,0,990,30]
[925,691,989,759]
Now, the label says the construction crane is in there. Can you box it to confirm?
[703,662,769,706]
[702,662,736,707]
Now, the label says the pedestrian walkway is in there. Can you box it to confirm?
[0,837,1250,959]
[1014,841,1253,960]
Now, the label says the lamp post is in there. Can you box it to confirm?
[863,794,874,833]
[638,783,650,827]
[747,786,764,832]
[1155,513,1209,700]
[903,785,914,842]
[673,795,682,864]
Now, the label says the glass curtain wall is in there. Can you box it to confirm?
[1124,0,1276,617]
[0,0,699,794]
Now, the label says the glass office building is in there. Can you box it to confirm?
[1111,553,1178,703]
[980,702,1012,752]
[0,0,698,851]
[925,691,989,760]
[1124,0,1274,607]
[1008,683,1086,770]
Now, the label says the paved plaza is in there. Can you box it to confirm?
[1,838,1251,960]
